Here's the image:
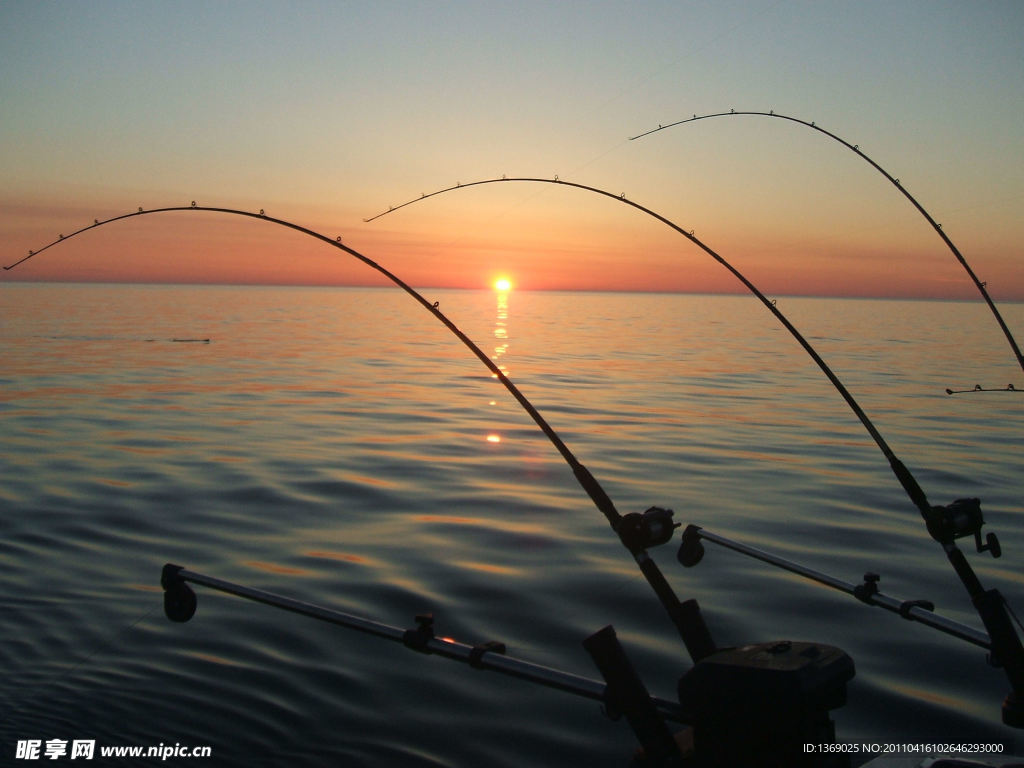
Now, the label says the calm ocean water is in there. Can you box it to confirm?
[1,282,1022,766]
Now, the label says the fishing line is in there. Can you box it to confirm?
[0,602,160,729]
[628,110,1024,380]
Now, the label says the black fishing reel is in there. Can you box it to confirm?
[927,497,1001,558]
[617,507,680,551]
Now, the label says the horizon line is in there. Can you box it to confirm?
[4,277,1021,304]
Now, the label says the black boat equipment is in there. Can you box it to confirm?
[628,109,1024,383]
[160,562,858,768]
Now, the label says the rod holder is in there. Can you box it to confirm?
[679,526,992,650]
[678,599,716,663]
[583,625,684,766]
[158,564,686,727]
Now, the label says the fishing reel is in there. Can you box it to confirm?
[926,497,1001,558]
[617,507,680,551]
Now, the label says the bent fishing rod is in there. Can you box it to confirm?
[4,203,705,660]
[630,109,1024,383]
[365,178,934,517]
[366,176,1024,724]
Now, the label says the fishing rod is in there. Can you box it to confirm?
[365,176,1024,726]
[365,179,937,514]
[4,203,707,662]
[629,109,1024,382]
[946,384,1018,395]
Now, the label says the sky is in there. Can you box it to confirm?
[1,0,1023,298]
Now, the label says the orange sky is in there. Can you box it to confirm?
[2,3,1022,301]
[4,182,1020,302]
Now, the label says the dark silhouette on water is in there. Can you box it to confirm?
[629,110,1024,378]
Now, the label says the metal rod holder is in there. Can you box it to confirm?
[160,564,686,724]
[678,526,992,650]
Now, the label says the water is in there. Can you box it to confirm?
[1,283,1022,766]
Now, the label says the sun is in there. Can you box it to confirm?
[493,276,512,292]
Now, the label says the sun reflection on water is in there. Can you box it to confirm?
[491,285,510,379]
[486,284,511,442]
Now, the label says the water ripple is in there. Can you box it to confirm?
[2,285,1021,765]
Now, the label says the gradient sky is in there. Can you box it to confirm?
[2,1,1022,298]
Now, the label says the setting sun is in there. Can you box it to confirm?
[493,277,512,292]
